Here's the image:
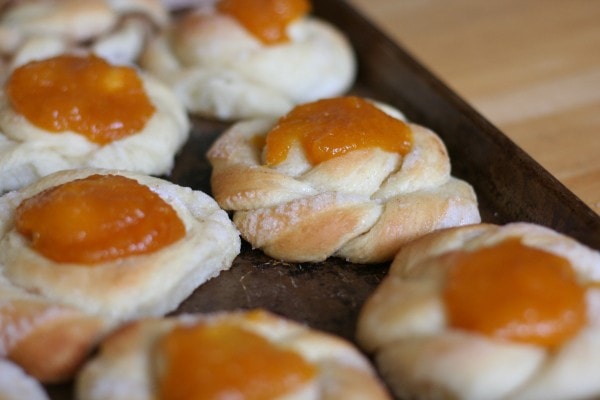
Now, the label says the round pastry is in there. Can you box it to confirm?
[0,358,49,400]
[76,309,391,400]
[357,222,600,400]
[207,96,480,263]
[0,0,168,67]
[0,53,189,193]
[140,0,356,120]
[0,168,241,382]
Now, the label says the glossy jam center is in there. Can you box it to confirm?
[443,239,587,348]
[264,96,413,166]
[157,322,316,400]
[6,54,155,144]
[217,0,310,44]
[15,174,185,264]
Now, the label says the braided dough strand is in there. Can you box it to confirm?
[0,0,168,67]
[207,105,480,263]
[357,222,600,400]
[140,7,356,120]
[0,276,108,382]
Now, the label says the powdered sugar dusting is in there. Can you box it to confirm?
[0,302,72,354]
[237,192,369,246]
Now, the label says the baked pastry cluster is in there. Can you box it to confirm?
[0,0,168,69]
[4,2,591,400]
[76,309,391,400]
[357,222,600,400]
[0,53,189,193]
[0,168,241,382]
[140,0,356,119]
[208,96,481,263]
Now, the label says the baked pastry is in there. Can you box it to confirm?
[140,0,356,120]
[0,0,168,68]
[0,168,241,382]
[0,53,189,193]
[0,284,107,383]
[0,358,49,400]
[76,309,392,400]
[357,222,600,400]
[207,96,481,263]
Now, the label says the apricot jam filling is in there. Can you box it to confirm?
[6,54,155,145]
[217,0,310,44]
[443,238,587,348]
[157,322,316,400]
[264,96,413,166]
[15,174,185,264]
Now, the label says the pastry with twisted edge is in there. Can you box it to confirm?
[0,168,240,382]
[0,53,189,193]
[76,309,391,400]
[140,0,356,120]
[207,96,480,263]
[0,0,168,68]
[357,222,600,400]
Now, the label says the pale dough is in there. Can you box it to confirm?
[0,358,50,400]
[0,60,190,193]
[140,5,356,120]
[0,168,240,382]
[76,309,391,400]
[0,0,168,67]
[357,222,600,400]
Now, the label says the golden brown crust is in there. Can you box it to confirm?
[140,7,356,120]
[207,105,481,264]
[0,168,241,382]
[357,222,600,400]
[76,310,392,400]
[0,276,109,383]
[5,304,106,382]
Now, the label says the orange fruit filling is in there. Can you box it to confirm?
[443,238,587,348]
[157,321,316,400]
[6,54,155,145]
[217,0,311,44]
[15,174,185,264]
[264,96,413,166]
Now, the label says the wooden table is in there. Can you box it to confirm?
[348,0,600,215]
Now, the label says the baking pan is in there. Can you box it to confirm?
[46,0,600,398]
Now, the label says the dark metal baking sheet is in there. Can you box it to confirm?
[46,0,600,398]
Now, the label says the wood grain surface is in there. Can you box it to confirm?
[348,0,600,215]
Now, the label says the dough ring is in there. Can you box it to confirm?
[0,168,240,382]
[0,55,190,193]
[139,3,356,120]
[357,222,600,400]
[76,309,391,400]
[0,0,168,68]
[207,99,480,263]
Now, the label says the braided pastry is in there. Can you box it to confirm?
[357,222,600,400]
[207,96,480,263]
[0,53,189,193]
[76,309,391,400]
[139,0,356,120]
[0,168,240,382]
[0,0,168,68]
